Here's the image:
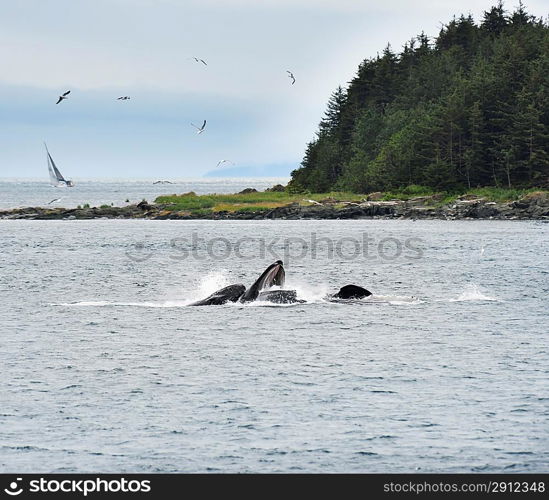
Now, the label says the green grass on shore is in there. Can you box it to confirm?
[154,186,546,213]
[380,185,544,202]
[457,187,543,202]
[434,187,546,206]
[155,191,364,212]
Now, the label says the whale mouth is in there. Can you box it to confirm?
[259,261,285,290]
[240,261,286,302]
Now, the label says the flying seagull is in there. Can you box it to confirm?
[216,159,235,168]
[48,198,62,205]
[286,70,295,85]
[117,96,131,100]
[56,90,71,104]
[191,120,207,134]
[191,57,207,66]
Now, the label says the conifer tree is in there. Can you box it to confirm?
[289,3,548,193]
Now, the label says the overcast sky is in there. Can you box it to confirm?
[1,0,546,178]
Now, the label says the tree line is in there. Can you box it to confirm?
[288,2,548,193]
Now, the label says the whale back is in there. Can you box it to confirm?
[188,284,246,306]
[331,284,372,300]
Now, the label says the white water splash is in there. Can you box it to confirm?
[285,279,330,303]
[450,284,498,302]
[193,271,232,299]
[371,295,420,305]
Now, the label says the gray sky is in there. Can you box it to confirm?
[1,0,546,178]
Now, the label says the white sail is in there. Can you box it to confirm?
[47,155,58,186]
[45,143,74,187]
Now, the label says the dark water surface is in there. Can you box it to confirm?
[1,219,547,472]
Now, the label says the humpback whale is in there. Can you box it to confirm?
[330,284,372,300]
[189,261,372,306]
[188,284,246,306]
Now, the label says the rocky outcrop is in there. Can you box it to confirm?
[1,193,547,220]
[366,192,384,201]
[0,205,151,220]
[442,193,549,220]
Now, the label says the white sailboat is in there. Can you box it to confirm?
[45,143,74,187]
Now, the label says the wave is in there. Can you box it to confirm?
[57,300,190,308]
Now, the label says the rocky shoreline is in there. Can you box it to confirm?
[1,192,548,221]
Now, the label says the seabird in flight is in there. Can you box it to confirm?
[216,159,235,168]
[48,198,62,204]
[191,57,207,66]
[191,120,207,134]
[286,71,296,85]
[117,96,131,100]
[56,90,71,104]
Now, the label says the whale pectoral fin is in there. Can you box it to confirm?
[331,285,372,300]
[188,284,246,306]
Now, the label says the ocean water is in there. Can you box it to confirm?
[0,178,290,210]
[0,219,548,473]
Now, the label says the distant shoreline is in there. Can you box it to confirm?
[2,189,547,221]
